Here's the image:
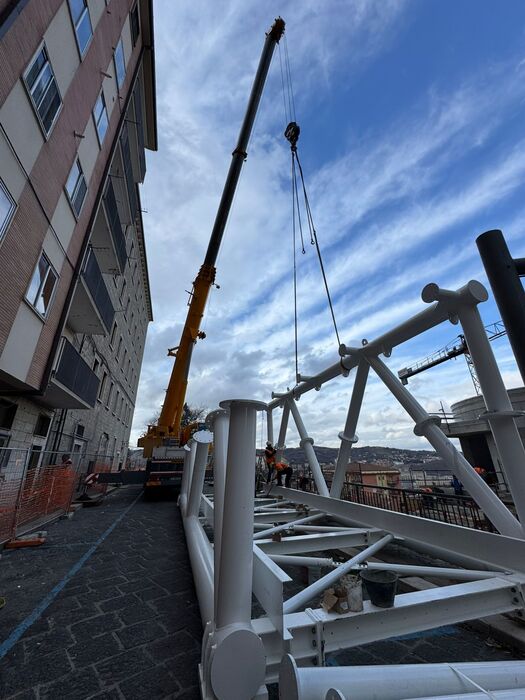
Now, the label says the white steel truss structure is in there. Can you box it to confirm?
[178,280,525,700]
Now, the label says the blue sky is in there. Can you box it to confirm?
[131,0,525,450]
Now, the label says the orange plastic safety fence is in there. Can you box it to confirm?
[16,465,77,531]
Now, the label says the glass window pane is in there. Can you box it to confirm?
[93,95,103,121]
[97,109,108,142]
[26,49,46,89]
[66,161,81,198]
[76,10,92,54]
[115,41,125,88]
[40,84,61,133]
[68,0,85,25]
[0,183,14,234]
[30,63,52,106]
[36,266,57,315]
[27,256,49,305]
[73,176,87,215]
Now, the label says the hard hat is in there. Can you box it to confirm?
[266,441,272,446]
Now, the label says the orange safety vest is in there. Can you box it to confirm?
[275,462,288,472]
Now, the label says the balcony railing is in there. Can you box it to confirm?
[133,86,146,182]
[53,339,99,408]
[120,123,139,222]
[81,249,115,333]
[103,180,127,272]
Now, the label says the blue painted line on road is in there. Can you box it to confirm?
[0,492,141,660]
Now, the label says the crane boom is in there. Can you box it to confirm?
[139,18,285,457]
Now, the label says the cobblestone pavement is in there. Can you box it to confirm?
[0,486,201,699]
[0,486,520,699]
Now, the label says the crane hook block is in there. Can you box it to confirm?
[284,121,300,149]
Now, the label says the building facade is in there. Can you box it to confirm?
[0,0,156,474]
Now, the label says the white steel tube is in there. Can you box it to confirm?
[367,355,522,538]
[253,513,324,540]
[206,409,229,617]
[283,534,393,613]
[358,562,503,581]
[179,439,197,514]
[276,402,290,461]
[331,360,369,498]
[215,399,267,629]
[267,409,274,444]
[187,432,213,518]
[397,690,525,700]
[279,655,525,700]
[182,514,214,625]
[270,554,337,568]
[457,301,525,528]
[287,399,330,497]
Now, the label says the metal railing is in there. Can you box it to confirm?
[341,481,496,532]
[82,249,115,333]
[54,338,100,407]
[103,180,127,272]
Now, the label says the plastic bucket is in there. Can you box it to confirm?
[360,569,398,608]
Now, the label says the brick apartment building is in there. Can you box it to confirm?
[0,0,156,475]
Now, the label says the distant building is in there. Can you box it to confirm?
[0,0,156,474]
[346,461,401,489]
[440,387,525,489]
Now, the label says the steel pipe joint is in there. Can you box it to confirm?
[422,280,488,307]
[300,436,315,447]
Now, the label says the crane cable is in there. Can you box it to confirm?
[280,39,341,385]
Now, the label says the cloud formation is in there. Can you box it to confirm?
[132,2,525,452]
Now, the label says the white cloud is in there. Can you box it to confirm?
[131,2,525,453]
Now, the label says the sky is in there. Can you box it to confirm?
[131,0,525,452]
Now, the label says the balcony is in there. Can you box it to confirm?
[68,249,115,335]
[46,339,99,409]
[120,122,139,223]
[128,86,147,184]
[90,180,128,274]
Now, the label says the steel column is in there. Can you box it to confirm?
[367,355,522,538]
[215,399,267,629]
[179,438,197,514]
[279,655,525,700]
[330,360,370,498]
[476,230,525,385]
[287,399,330,497]
[276,402,290,461]
[187,431,213,519]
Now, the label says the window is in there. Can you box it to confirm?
[116,337,122,360]
[65,158,87,216]
[114,39,126,89]
[114,390,119,414]
[75,423,85,438]
[92,358,99,374]
[98,371,108,400]
[23,46,61,135]
[28,445,43,470]
[26,253,58,318]
[130,3,140,46]
[110,322,117,346]
[0,399,17,430]
[0,179,15,243]
[68,0,92,56]
[106,382,114,408]
[93,91,109,144]
[34,414,51,437]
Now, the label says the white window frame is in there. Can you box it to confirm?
[0,179,16,244]
[67,0,93,58]
[65,158,88,217]
[93,91,109,145]
[25,252,58,319]
[114,38,126,89]
[23,44,62,137]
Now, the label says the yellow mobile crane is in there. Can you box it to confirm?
[132,18,285,489]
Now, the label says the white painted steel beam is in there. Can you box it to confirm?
[367,354,522,538]
[279,655,525,700]
[287,399,330,497]
[253,509,320,524]
[359,562,506,581]
[272,487,525,573]
[215,399,267,629]
[270,554,337,568]
[283,534,393,613]
[330,359,369,498]
[253,513,324,540]
[256,528,386,555]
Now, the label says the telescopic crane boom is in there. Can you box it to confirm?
[139,18,285,458]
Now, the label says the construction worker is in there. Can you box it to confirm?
[274,460,293,488]
[265,441,276,483]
